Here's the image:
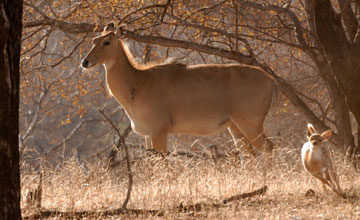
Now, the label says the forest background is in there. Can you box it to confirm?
[2,0,357,218]
[21,0,360,165]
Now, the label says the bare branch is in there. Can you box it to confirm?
[296,89,336,125]
[51,33,88,68]
[24,2,49,20]
[338,0,359,42]
[233,0,239,52]
[125,30,255,65]
[98,108,132,211]
[45,118,102,157]
[237,0,310,50]
[21,28,52,56]
[24,19,99,34]
[160,0,172,22]
[183,0,228,21]
[20,84,48,145]
[118,1,172,23]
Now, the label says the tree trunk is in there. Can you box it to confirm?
[330,61,360,154]
[303,0,355,155]
[311,0,360,160]
[317,64,355,152]
[0,0,23,219]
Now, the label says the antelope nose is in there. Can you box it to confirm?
[82,59,89,68]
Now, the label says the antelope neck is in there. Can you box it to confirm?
[104,39,143,104]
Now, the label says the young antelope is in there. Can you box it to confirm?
[301,123,344,198]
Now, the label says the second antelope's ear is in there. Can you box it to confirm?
[103,22,116,32]
[307,123,316,137]
[321,130,332,141]
[116,24,127,38]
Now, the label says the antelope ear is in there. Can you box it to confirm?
[321,130,332,141]
[103,22,116,32]
[307,123,316,137]
[116,24,127,38]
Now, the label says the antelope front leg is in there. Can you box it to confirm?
[145,136,151,149]
[150,131,168,155]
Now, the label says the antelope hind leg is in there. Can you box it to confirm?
[228,123,256,157]
[328,171,345,197]
[231,120,268,155]
[329,169,343,195]
[314,173,343,197]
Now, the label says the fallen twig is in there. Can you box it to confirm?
[24,185,267,219]
[222,185,268,204]
[23,208,164,219]
[178,185,268,212]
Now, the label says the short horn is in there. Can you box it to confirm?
[104,21,116,32]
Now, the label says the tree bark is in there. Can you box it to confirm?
[311,0,360,158]
[304,0,356,155]
[0,0,23,219]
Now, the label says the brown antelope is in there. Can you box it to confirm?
[82,22,276,155]
[301,123,344,197]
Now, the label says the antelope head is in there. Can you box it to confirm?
[306,123,332,147]
[81,22,127,69]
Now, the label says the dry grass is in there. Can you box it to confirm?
[21,145,360,219]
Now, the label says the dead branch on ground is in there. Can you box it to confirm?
[23,185,267,219]
[178,185,268,212]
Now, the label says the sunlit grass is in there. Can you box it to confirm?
[21,143,360,219]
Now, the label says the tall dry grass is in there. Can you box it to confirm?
[21,143,360,219]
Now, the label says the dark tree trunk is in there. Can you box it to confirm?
[0,0,23,219]
[317,63,355,154]
[311,0,360,159]
[303,0,356,155]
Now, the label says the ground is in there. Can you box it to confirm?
[21,145,360,219]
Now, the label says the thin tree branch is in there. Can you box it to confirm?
[20,84,48,145]
[45,118,101,157]
[50,33,88,68]
[125,30,255,65]
[160,0,171,22]
[98,107,132,211]
[118,1,172,23]
[237,0,310,50]
[338,0,359,42]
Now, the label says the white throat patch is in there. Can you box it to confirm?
[103,59,116,71]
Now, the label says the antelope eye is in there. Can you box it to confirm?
[103,41,110,46]
[312,140,322,145]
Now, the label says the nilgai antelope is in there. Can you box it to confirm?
[82,22,277,155]
[301,123,344,197]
